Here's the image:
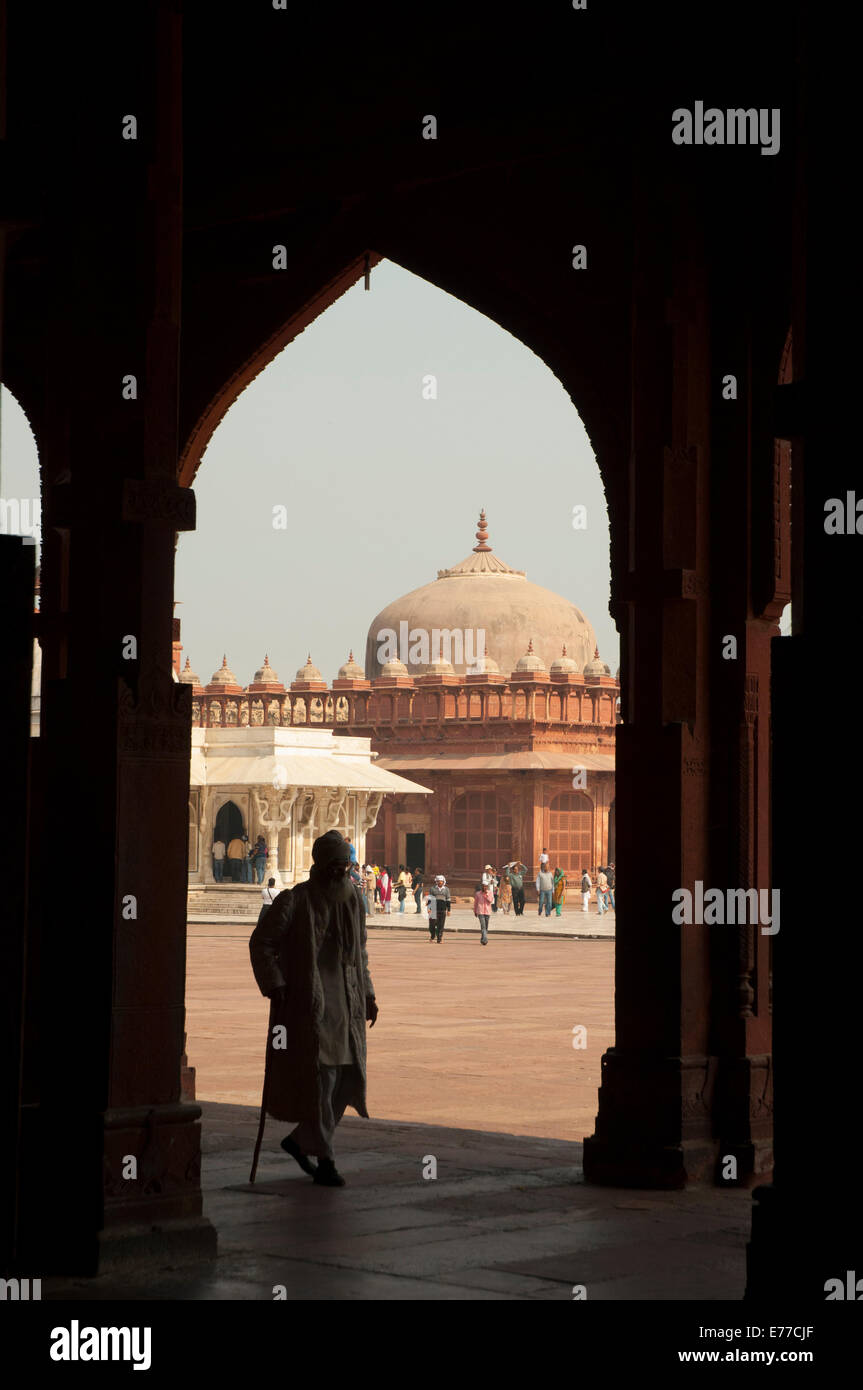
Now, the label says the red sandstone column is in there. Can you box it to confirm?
[22,5,214,1270]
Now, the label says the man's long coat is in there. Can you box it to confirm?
[249,881,375,1123]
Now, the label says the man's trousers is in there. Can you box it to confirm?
[288,1065,354,1161]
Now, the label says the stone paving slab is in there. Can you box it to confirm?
[43,1104,753,1301]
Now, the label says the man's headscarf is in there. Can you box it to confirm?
[309,831,355,931]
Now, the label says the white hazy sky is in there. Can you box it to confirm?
[2,259,623,680]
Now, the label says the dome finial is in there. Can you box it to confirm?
[473,508,492,553]
[562,644,567,657]
[594,645,600,659]
[527,638,534,654]
[348,650,354,662]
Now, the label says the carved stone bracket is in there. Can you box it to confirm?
[121,479,196,530]
[118,675,191,760]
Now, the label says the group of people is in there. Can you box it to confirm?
[580,863,616,913]
[478,852,569,919]
[360,864,421,916]
[212,832,269,884]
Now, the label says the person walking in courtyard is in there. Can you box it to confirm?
[536,864,554,916]
[372,864,381,911]
[213,836,226,882]
[499,865,513,915]
[411,866,424,913]
[539,847,549,869]
[606,862,616,910]
[553,866,567,917]
[253,834,267,885]
[261,875,280,908]
[396,864,410,913]
[378,865,393,914]
[581,868,592,912]
[596,866,610,914]
[508,859,527,916]
[349,859,362,891]
[428,875,451,942]
[249,829,378,1188]
[473,879,493,945]
[346,837,358,864]
[363,864,376,916]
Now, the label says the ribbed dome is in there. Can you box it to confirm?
[208,655,239,686]
[584,646,607,677]
[379,657,410,678]
[179,656,200,685]
[468,653,500,674]
[252,654,281,684]
[294,654,322,682]
[550,644,578,675]
[338,650,365,680]
[365,510,596,678]
[422,655,457,677]
[514,639,547,674]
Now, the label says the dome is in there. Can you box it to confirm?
[294,653,323,683]
[338,650,365,680]
[379,657,410,678]
[208,655,239,686]
[364,509,597,679]
[468,653,500,675]
[584,646,607,677]
[421,654,457,678]
[179,656,200,685]
[550,644,578,675]
[514,639,547,675]
[252,654,281,685]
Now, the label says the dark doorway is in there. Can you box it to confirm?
[215,801,244,881]
[406,833,426,872]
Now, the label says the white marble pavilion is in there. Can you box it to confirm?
[187,724,431,888]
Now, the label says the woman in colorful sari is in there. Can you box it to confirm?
[552,866,567,917]
[498,864,513,915]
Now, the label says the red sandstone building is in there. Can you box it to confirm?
[177,512,619,890]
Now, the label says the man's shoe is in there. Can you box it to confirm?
[313,1158,346,1187]
[280,1136,317,1176]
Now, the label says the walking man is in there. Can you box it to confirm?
[536,865,554,917]
[428,875,451,942]
[596,867,610,914]
[580,868,592,912]
[606,862,616,910]
[473,879,493,945]
[248,829,378,1188]
[411,866,424,914]
[508,859,527,916]
[213,836,226,883]
[363,864,376,917]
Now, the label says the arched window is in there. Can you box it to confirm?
[548,792,593,873]
[452,792,513,872]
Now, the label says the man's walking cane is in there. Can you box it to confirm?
[249,1010,273,1184]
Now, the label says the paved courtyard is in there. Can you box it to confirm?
[185,918,615,1141]
[43,918,755,1301]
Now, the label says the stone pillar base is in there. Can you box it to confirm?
[95,1216,217,1274]
[582,1137,710,1190]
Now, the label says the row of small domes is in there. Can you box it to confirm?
[182,642,616,690]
